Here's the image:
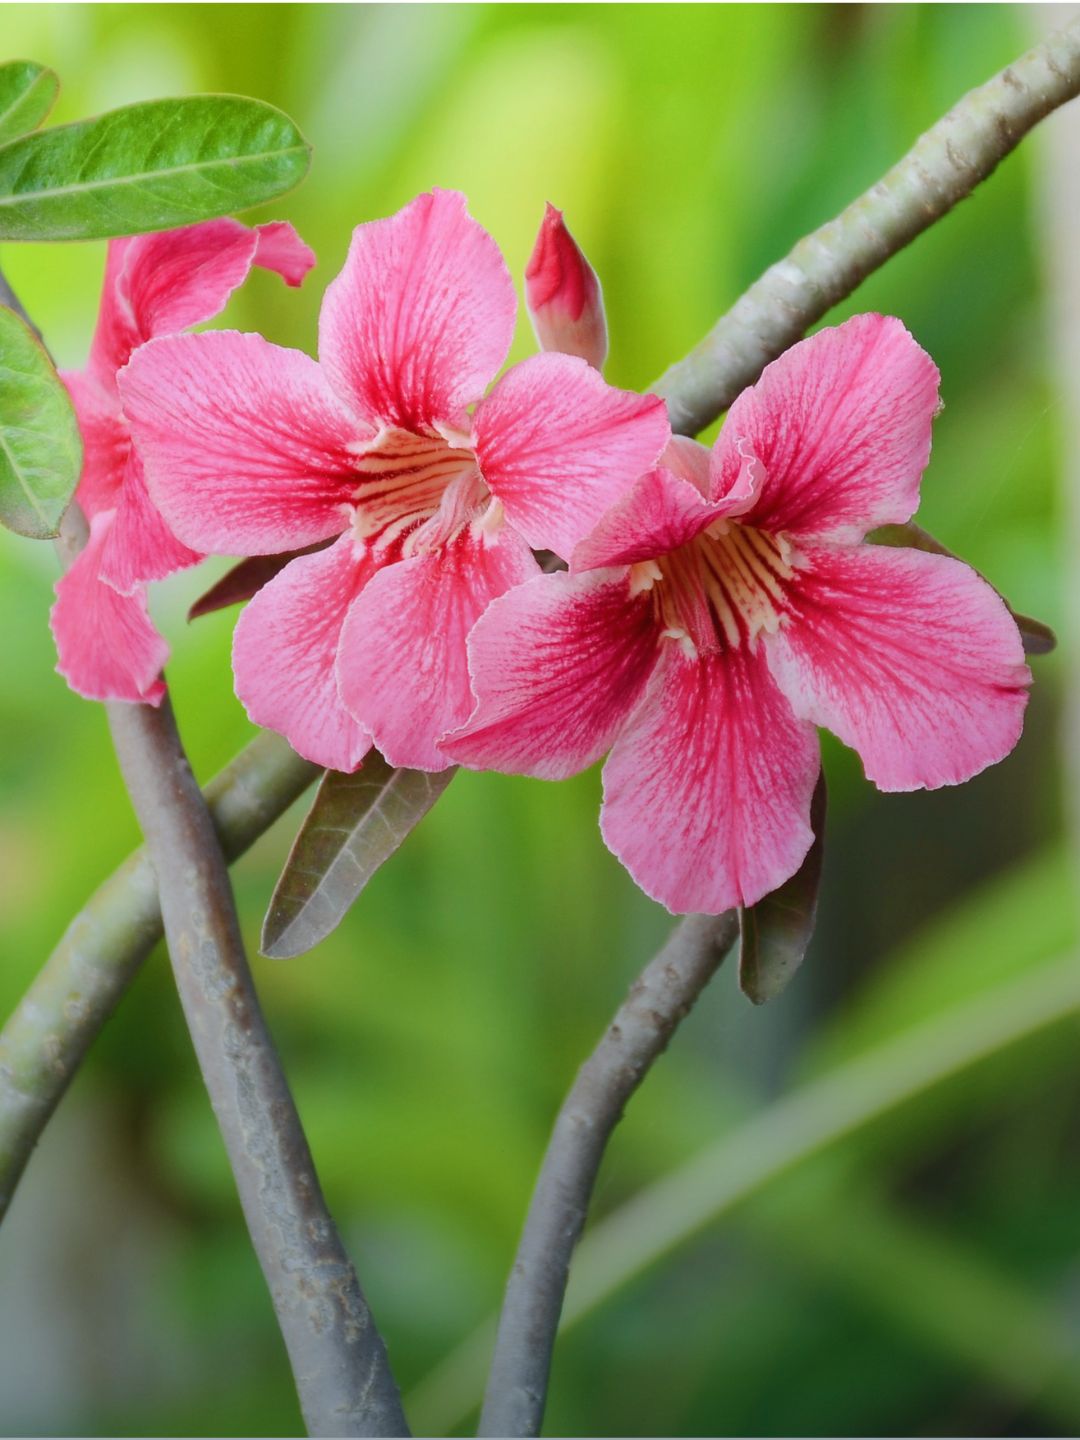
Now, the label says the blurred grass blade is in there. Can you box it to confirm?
[407,947,1080,1436]
[0,61,59,144]
[262,754,456,958]
[873,521,1056,656]
[0,305,81,538]
[739,770,826,1004]
[189,546,324,621]
[0,95,310,242]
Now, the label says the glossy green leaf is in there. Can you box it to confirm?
[262,754,456,959]
[738,770,826,1005]
[872,521,1055,656]
[0,61,59,145]
[0,94,310,242]
[0,305,81,538]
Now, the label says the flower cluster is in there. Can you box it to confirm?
[55,190,1031,914]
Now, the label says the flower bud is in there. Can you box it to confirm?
[525,202,608,371]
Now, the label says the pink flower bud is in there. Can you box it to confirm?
[525,202,608,371]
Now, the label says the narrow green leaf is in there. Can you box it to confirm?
[0,61,59,144]
[738,770,827,1004]
[262,754,456,959]
[0,305,81,538]
[872,521,1056,656]
[0,94,310,242]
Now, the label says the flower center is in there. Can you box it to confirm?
[633,520,797,656]
[349,427,480,556]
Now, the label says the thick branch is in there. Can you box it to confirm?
[478,913,739,1438]
[104,694,408,1437]
[654,18,1080,434]
[0,729,317,1219]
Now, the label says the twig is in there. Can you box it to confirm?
[104,692,408,1437]
[0,729,317,1220]
[654,18,1080,435]
[477,913,739,1438]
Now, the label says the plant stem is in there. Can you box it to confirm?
[654,17,1080,435]
[410,949,1080,1436]
[477,913,739,1438]
[0,728,317,1220]
[104,691,408,1437]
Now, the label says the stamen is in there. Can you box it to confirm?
[651,520,795,651]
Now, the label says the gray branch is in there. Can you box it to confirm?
[105,694,409,1437]
[654,17,1080,435]
[0,728,317,1219]
[478,913,739,1438]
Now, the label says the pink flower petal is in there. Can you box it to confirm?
[338,521,538,772]
[88,219,314,384]
[232,533,373,772]
[712,314,940,542]
[766,542,1031,791]
[473,351,670,558]
[97,450,202,594]
[571,464,722,572]
[319,189,516,431]
[443,567,661,780]
[62,369,128,519]
[51,512,167,705]
[121,331,366,555]
[601,643,820,913]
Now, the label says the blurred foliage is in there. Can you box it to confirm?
[1,4,1078,1437]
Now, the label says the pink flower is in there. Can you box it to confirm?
[51,219,315,705]
[444,316,1031,914]
[120,189,669,772]
[525,203,607,370]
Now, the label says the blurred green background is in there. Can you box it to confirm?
[2,3,1079,1435]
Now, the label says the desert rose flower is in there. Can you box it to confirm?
[120,189,669,772]
[444,315,1031,914]
[525,203,607,370]
[52,218,315,705]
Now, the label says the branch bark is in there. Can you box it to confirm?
[477,913,740,1438]
[654,18,1080,435]
[103,691,408,1437]
[0,728,317,1219]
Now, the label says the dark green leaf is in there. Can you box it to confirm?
[262,754,456,958]
[738,770,826,1005]
[0,94,310,242]
[0,61,59,145]
[871,521,1056,657]
[0,305,81,538]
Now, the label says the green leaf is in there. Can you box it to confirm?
[0,94,310,242]
[0,61,59,145]
[871,521,1055,656]
[262,754,456,959]
[0,305,81,538]
[738,770,826,1004]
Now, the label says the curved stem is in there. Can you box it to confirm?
[104,691,408,1437]
[654,18,1080,435]
[477,913,739,1438]
[0,728,317,1219]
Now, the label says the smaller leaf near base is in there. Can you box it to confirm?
[739,769,827,1005]
[262,752,456,959]
[188,545,327,620]
[0,305,81,538]
[871,522,1056,657]
[0,61,59,145]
